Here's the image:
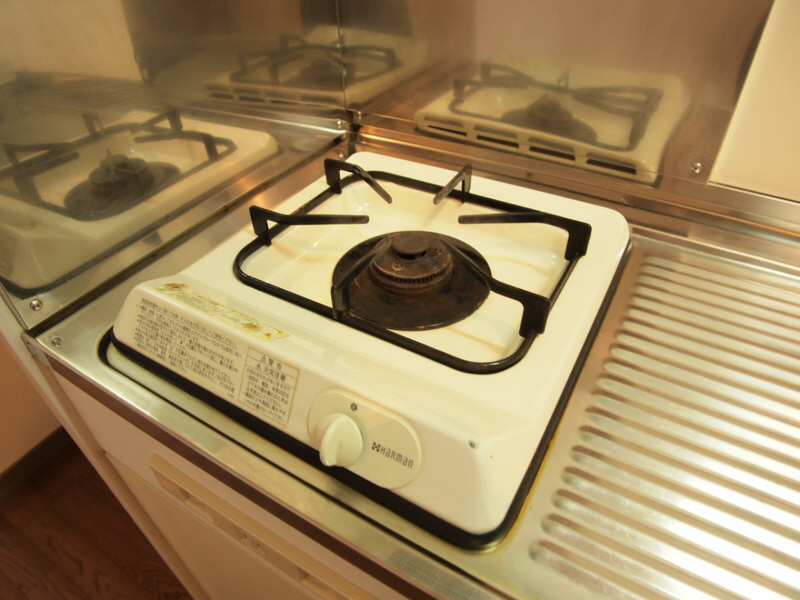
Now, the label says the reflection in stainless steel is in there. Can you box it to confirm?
[413,60,689,183]
[343,0,771,186]
[0,0,346,327]
[0,106,331,328]
[0,0,775,318]
[451,63,659,152]
[203,27,428,110]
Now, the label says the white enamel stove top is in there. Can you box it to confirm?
[109,152,629,545]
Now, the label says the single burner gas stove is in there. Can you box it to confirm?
[0,109,279,295]
[107,152,629,547]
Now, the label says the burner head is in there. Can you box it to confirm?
[369,231,454,295]
[333,231,491,331]
[502,95,597,144]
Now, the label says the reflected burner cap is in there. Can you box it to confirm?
[63,155,180,221]
[502,95,597,144]
[89,154,155,198]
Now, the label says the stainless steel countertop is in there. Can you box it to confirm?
[27,138,800,600]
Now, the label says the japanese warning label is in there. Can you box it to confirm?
[238,348,298,425]
[131,284,298,425]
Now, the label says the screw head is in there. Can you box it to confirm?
[29,299,43,311]
[691,162,703,174]
[51,337,63,348]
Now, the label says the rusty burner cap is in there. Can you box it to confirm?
[332,231,491,331]
[369,231,454,295]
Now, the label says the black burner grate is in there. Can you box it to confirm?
[234,159,591,373]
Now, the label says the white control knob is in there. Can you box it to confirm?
[315,414,363,467]
[309,390,421,488]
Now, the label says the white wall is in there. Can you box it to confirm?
[711,0,800,201]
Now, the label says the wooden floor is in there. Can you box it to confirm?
[0,433,191,599]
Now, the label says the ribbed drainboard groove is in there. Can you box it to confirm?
[533,253,800,600]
